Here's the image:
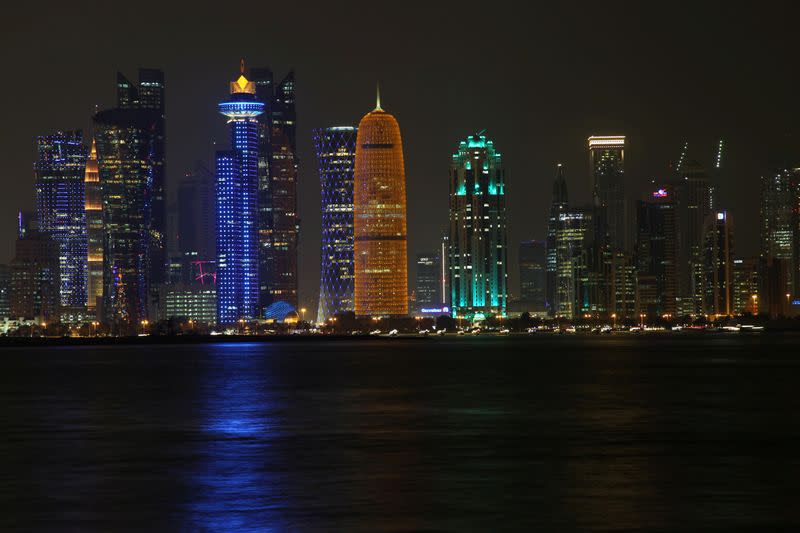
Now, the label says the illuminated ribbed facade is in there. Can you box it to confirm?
[448,133,508,319]
[313,126,356,322]
[215,66,265,325]
[34,130,88,310]
[353,96,408,317]
[85,138,103,311]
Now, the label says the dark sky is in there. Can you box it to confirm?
[1,2,797,311]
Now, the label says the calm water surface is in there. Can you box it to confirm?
[2,335,800,531]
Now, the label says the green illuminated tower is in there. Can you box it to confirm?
[448,132,507,319]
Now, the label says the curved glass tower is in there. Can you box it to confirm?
[313,126,357,323]
[353,92,409,317]
[215,64,265,325]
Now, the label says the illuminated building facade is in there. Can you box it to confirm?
[448,132,508,319]
[554,208,591,319]
[160,284,217,325]
[34,131,88,310]
[215,64,265,325]
[588,136,626,251]
[546,164,568,315]
[415,252,441,313]
[250,68,299,310]
[94,105,159,326]
[702,211,734,316]
[10,213,60,321]
[732,257,759,315]
[353,92,409,317]
[519,240,546,312]
[0,264,9,318]
[313,126,356,322]
[610,251,636,319]
[84,138,103,311]
[760,169,795,292]
[117,69,167,309]
[635,189,678,317]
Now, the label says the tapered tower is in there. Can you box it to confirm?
[353,89,408,317]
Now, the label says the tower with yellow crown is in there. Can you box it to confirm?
[84,137,103,311]
[353,88,409,317]
[215,61,265,325]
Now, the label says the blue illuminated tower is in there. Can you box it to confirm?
[313,126,356,322]
[215,62,265,325]
[448,132,508,319]
[34,130,88,310]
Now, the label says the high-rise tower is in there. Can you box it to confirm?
[313,126,356,322]
[34,131,88,311]
[588,136,626,251]
[84,138,103,311]
[353,90,408,317]
[215,62,265,325]
[546,164,568,314]
[448,132,508,319]
[250,68,299,310]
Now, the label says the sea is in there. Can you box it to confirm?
[2,334,799,531]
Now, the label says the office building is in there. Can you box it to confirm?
[313,126,356,322]
[178,162,215,263]
[519,240,546,312]
[554,208,592,319]
[702,211,734,317]
[10,213,60,321]
[588,136,626,250]
[159,284,217,325]
[415,252,441,312]
[34,131,87,309]
[215,63,265,325]
[448,132,508,319]
[84,138,103,311]
[0,264,10,318]
[546,164,568,315]
[635,188,678,317]
[353,90,409,317]
[732,257,759,315]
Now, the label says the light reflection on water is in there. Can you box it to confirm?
[2,336,800,530]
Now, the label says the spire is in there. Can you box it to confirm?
[240,58,246,75]
[375,83,382,111]
[90,137,97,158]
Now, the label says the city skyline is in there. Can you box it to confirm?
[1,4,798,315]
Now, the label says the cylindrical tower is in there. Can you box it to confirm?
[314,126,357,323]
[353,94,408,317]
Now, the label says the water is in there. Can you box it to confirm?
[2,335,800,531]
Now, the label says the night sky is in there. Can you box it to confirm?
[1,2,797,311]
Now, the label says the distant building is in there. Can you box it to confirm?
[159,284,217,325]
[546,164,568,315]
[10,214,60,321]
[313,126,356,322]
[759,168,799,305]
[353,90,409,317]
[518,240,546,312]
[588,136,626,251]
[84,138,103,311]
[0,264,10,318]
[635,188,678,317]
[415,252,441,312]
[178,162,215,264]
[610,251,636,319]
[34,130,87,309]
[732,258,759,315]
[555,208,592,319]
[448,132,508,319]
[702,211,734,316]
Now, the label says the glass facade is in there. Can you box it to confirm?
[588,136,626,251]
[555,209,591,319]
[415,252,441,312]
[353,98,409,317]
[546,164,568,315]
[34,131,88,309]
[215,68,265,325]
[448,133,508,319]
[518,240,546,312]
[313,126,356,322]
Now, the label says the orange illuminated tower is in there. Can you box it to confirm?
[353,88,409,317]
[84,138,103,311]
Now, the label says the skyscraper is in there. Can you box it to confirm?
[732,257,759,315]
[554,208,592,319]
[448,132,508,319]
[0,264,10,319]
[178,162,215,263]
[313,126,356,322]
[546,164,568,315]
[215,64,265,325]
[760,169,795,291]
[415,252,441,312]
[250,68,299,310]
[518,240,546,312]
[84,138,103,311]
[702,211,734,317]
[635,187,678,317]
[34,131,88,310]
[10,213,60,321]
[116,69,167,305]
[588,136,626,251]
[353,91,409,317]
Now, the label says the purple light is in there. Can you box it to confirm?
[652,188,668,198]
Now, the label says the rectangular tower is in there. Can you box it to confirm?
[588,136,626,251]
